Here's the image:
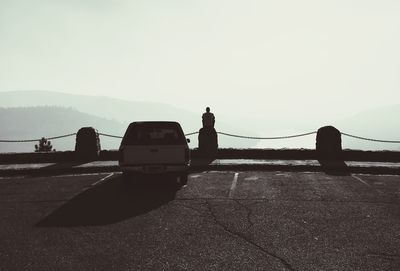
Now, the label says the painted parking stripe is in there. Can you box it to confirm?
[190,174,202,178]
[91,173,114,186]
[229,173,239,198]
[53,172,114,178]
[352,175,371,187]
[244,176,259,181]
[352,174,385,194]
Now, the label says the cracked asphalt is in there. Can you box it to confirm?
[0,171,399,270]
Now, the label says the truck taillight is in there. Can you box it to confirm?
[184,148,190,163]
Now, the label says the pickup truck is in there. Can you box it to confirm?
[119,121,190,185]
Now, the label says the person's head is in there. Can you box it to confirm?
[206,107,210,113]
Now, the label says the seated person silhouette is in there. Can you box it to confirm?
[202,107,215,129]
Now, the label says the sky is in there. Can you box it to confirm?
[1,0,400,122]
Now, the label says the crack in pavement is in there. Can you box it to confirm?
[233,199,255,232]
[205,200,296,271]
[173,201,208,217]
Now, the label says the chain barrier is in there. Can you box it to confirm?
[1,130,400,144]
[184,132,199,136]
[0,133,76,143]
[341,132,400,144]
[217,131,317,140]
[99,132,200,138]
[98,133,123,139]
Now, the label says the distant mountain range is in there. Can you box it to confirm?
[0,107,126,152]
[333,104,400,151]
[0,91,399,152]
[0,90,201,126]
[0,91,259,152]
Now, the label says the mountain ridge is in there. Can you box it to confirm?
[0,106,126,152]
[0,91,399,151]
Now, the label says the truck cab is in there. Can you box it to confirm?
[119,121,190,185]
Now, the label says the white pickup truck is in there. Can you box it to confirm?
[119,121,190,185]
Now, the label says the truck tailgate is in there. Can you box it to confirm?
[122,145,186,165]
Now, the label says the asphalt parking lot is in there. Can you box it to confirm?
[0,171,399,271]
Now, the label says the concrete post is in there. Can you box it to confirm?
[316,126,342,161]
[75,127,101,160]
[198,127,218,158]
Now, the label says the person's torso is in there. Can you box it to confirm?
[202,112,214,126]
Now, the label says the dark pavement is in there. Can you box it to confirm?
[1,159,400,176]
[0,171,399,270]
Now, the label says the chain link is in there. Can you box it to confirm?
[99,132,200,138]
[0,133,76,143]
[217,131,317,140]
[341,132,400,144]
[184,132,199,136]
[98,133,123,139]
[1,130,400,144]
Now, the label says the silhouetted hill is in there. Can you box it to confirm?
[253,105,400,151]
[0,107,127,152]
[0,91,260,151]
[0,90,193,124]
[0,91,257,152]
[1,91,398,151]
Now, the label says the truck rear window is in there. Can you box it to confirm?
[122,123,186,145]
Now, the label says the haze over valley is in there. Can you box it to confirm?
[0,91,398,152]
[1,1,400,152]
[0,91,260,152]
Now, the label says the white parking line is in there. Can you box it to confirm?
[0,176,26,180]
[244,176,259,181]
[352,175,371,187]
[352,174,385,194]
[190,174,201,178]
[53,173,115,178]
[229,173,239,198]
[91,173,114,186]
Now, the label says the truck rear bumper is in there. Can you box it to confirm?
[120,164,189,174]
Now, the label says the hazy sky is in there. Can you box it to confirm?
[1,0,400,121]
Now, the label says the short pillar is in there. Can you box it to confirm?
[75,127,101,160]
[316,126,342,161]
[198,127,218,158]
